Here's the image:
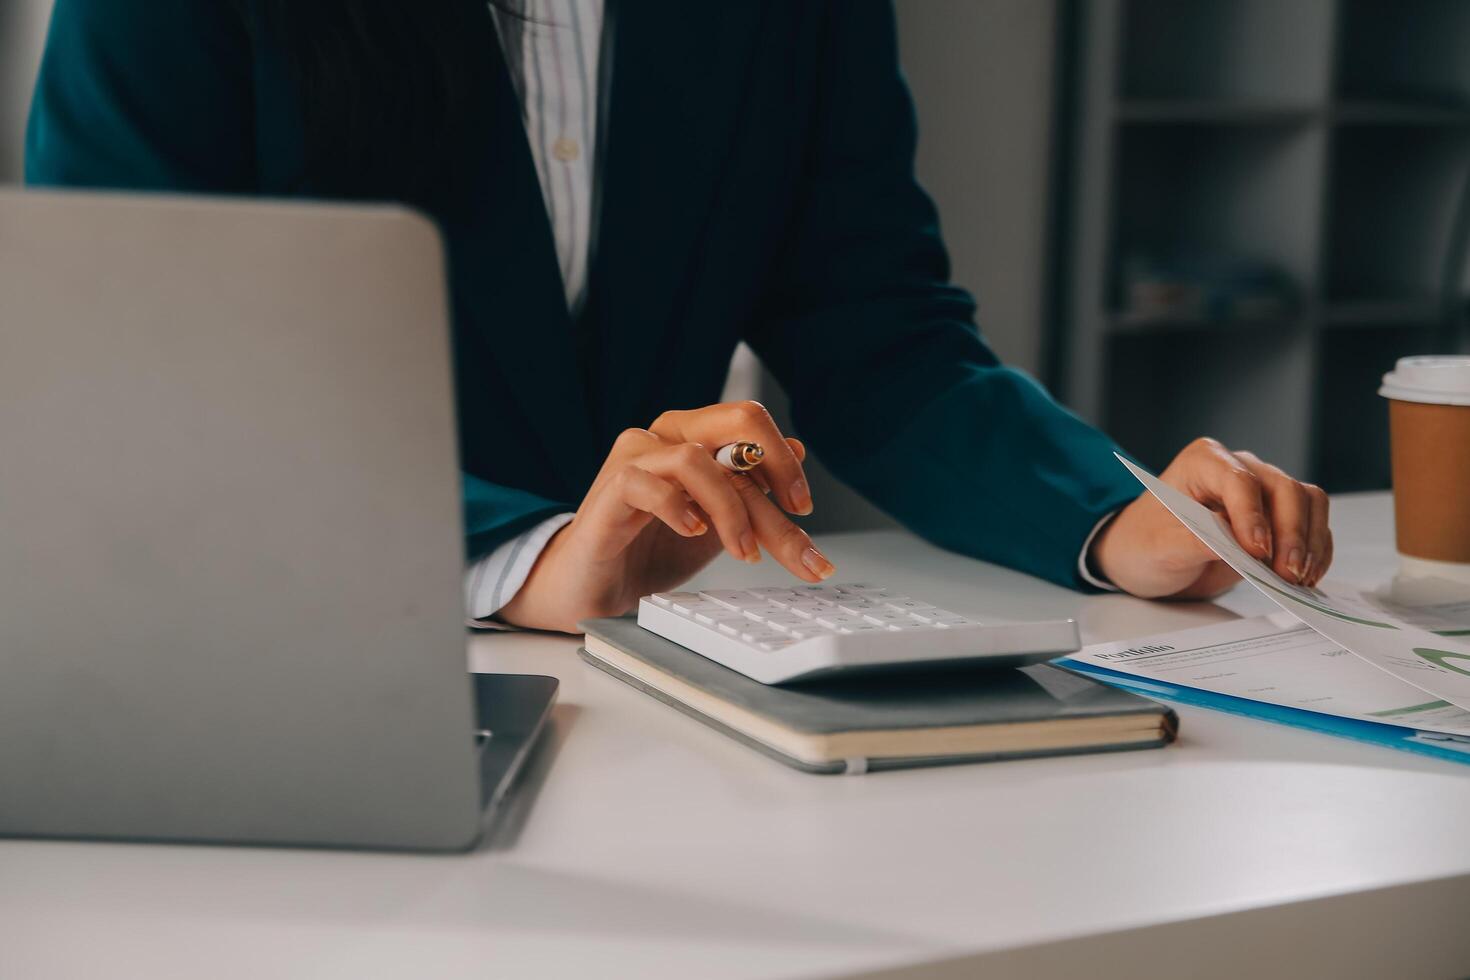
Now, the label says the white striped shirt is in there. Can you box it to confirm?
[491,0,603,312]
[467,0,602,624]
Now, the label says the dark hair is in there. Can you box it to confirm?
[242,0,502,209]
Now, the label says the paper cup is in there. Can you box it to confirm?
[1380,356,1470,585]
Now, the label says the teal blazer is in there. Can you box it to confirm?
[26,0,1142,588]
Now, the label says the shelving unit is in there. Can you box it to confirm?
[1058,0,1470,491]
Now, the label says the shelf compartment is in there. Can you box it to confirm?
[1119,0,1332,103]
[1104,327,1313,476]
[1110,124,1323,313]
[1322,299,1441,328]
[1323,126,1470,305]
[1117,101,1320,126]
[1332,101,1470,127]
[1108,311,1295,336]
[1337,0,1470,108]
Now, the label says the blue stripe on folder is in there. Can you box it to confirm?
[1057,659,1470,768]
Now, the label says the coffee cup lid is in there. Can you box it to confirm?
[1379,356,1470,406]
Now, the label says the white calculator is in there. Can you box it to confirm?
[637,583,1080,685]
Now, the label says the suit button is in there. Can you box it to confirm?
[552,137,580,162]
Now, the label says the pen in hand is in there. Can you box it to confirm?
[715,441,764,472]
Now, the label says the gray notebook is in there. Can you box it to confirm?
[581,616,1178,775]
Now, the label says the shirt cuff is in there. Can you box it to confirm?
[1077,511,1121,592]
[465,512,575,629]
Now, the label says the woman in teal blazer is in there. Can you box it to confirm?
[27,0,1331,631]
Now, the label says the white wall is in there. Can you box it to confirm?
[0,0,52,182]
[899,0,1058,377]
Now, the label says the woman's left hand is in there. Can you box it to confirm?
[1088,437,1333,600]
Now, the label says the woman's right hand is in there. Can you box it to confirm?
[497,401,837,633]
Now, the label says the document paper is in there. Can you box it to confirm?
[1074,613,1470,737]
[1116,456,1470,711]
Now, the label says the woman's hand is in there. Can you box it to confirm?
[498,401,835,633]
[1089,438,1333,600]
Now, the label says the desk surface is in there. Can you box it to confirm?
[4,493,1469,980]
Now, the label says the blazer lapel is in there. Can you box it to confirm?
[453,6,599,490]
[584,1,768,435]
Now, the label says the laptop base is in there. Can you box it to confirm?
[474,674,559,817]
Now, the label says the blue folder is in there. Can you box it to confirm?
[1058,659,1470,769]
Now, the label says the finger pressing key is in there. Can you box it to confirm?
[728,471,835,582]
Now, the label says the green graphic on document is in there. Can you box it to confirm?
[1244,573,1399,629]
[1370,699,1453,718]
[1413,648,1470,678]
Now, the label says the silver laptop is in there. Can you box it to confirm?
[0,189,555,851]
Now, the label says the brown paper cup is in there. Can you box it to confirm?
[1381,357,1470,576]
[1389,399,1470,562]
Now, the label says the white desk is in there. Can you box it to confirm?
[4,493,1468,980]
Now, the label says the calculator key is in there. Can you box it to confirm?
[741,628,790,644]
[717,622,743,636]
[928,611,975,625]
[694,611,720,625]
[836,598,883,612]
[841,583,888,594]
[885,598,935,611]
[699,589,760,609]
[756,637,800,651]
[815,614,867,629]
[785,621,828,633]
[748,586,800,598]
[649,594,674,608]
[792,585,845,599]
[862,609,912,624]
[764,621,803,635]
